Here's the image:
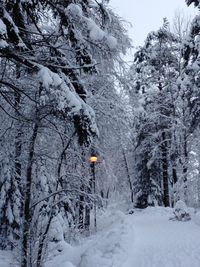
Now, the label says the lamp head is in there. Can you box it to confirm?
[90,154,97,163]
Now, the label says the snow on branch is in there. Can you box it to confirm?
[31,188,99,209]
[38,66,98,136]
[66,3,117,50]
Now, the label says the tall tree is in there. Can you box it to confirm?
[0,1,131,266]
[129,20,182,207]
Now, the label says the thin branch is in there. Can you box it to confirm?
[45,62,100,70]
[31,188,95,209]
[0,80,38,103]
[0,105,22,121]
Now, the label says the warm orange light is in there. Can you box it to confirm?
[90,155,97,163]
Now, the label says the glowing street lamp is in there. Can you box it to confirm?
[89,152,97,232]
[90,155,97,164]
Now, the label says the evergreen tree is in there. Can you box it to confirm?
[129,21,181,207]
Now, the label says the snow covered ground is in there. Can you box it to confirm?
[46,206,200,267]
[123,207,200,267]
[45,209,134,267]
[1,206,200,267]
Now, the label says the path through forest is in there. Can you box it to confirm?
[45,206,200,267]
[2,207,200,267]
[123,208,200,267]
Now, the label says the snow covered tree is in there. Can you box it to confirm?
[0,0,131,266]
[176,2,200,204]
[129,20,182,207]
[185,0,200,7]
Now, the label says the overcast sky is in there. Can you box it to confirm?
[109,0,197,50]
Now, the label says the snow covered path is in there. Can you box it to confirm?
[1,207,199,267]
[45,207,200,267]
[124,208,200,267]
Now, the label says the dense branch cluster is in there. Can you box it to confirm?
[0,1,131,266]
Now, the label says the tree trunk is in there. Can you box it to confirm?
[84,203,90,234]
[171,166,178,207]
[14,89,22,184]
[183,133,188,203]
[79,184,84,230]
[21,123,39,267]
[122,149,134,203]
[91,163,97,232]
[161,131,170,207]
[12,66,22,247]
[84,175,92,233]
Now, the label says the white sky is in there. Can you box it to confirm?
[109,0,197,49]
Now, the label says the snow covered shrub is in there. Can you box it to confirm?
[134,193,149,209]
[172,200,191,221]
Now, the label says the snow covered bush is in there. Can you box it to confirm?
[172,200,191,221]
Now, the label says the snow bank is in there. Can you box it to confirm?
[45,240,82,267]
[78,210,134,267]
[136,206,173,217]
[46,209,134,267]
[97,209,126,230]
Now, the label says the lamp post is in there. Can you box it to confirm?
[90,153,97,232]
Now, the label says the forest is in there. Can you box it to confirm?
[0,0,200,267]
